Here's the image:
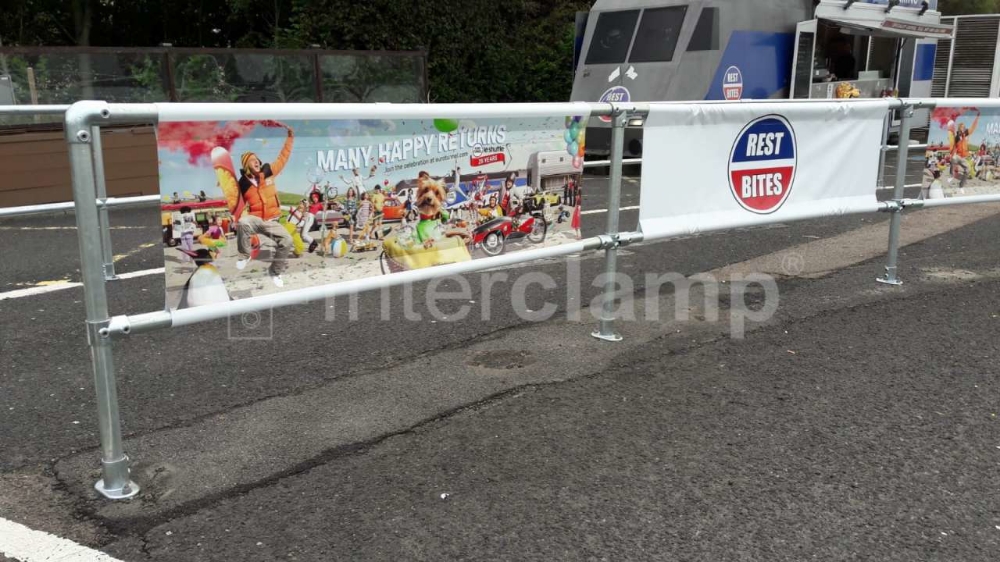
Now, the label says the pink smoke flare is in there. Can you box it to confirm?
[931,107,979,129]
[158,120,259,165]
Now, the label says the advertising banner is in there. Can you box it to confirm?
[923,106,1000,200]
[157,112,589,310]
[639,100,890,240]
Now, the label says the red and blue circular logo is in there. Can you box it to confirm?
[728,115,796,214]
[598,86,630,122]
[723,66,743,101]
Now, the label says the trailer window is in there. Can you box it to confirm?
[585,10,640,65]
[628,6,688,63]
[687,7,719,51]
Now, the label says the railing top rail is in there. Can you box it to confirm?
[7,98,1000,122]
[904,97,1000,109]
[18,97,1000,127]
[149,101,614,121]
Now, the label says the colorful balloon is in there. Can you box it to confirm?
[567,141,579,156]
[572,156,582,168]
[578,145,585,157]
[564,129,574,143]
[433,119,459,133]
[569,122,579,138]
[565,116,573,128]
[573,115,582,123]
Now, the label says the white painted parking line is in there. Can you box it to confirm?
[0,267,163,301]
[116,267,165,280]
[0,517,123,561]
[581,205,640,215]
[0,281,83,301]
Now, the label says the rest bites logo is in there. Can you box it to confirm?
[727,115,797,214]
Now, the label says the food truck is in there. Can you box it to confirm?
[571,0,953,156]
[790,1,952,129]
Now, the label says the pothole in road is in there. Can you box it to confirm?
[466,349,536,370]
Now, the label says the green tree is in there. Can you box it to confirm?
[128,55,169,102]
[173,54,241,101]
[285,0,591,103]
[321,55,424,103]
[0,0,593,103]
[938,0,1000,15]
[0,0,293,49]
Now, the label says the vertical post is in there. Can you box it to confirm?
[65,103,139,500]
[877,104,913,286]
[26,67,40,124]
[91,125,117,280]
[164,51,179,102]
[592,108,626,342]
[312,52,324,102]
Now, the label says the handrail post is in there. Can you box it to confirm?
[66,102,139,500]
[877,104,913,286]
[592,107,627,342]
[91,124,118,280]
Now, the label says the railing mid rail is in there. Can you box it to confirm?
[0,104,148,279]
[0,195,161,218]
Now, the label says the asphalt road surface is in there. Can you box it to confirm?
[5,160,1000,561]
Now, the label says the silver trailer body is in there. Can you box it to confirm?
[571,0,813,157]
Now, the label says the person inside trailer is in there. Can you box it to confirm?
[827,36,856,81]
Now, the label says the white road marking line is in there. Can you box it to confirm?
[581,205,640,215]
[116,267,165,280]
[0,282,83,300]
[0,268,163,301]
[0,516,124,561]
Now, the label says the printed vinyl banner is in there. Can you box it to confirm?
[923,107,1000,200]
[157,112,589,310]
[639,100,889,240]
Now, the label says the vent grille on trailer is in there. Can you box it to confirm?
[930,17,953,97]
[947,16,999,97]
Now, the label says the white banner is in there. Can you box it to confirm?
[639,100,890,241]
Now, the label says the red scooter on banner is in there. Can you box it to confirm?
[471,198,547,257]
